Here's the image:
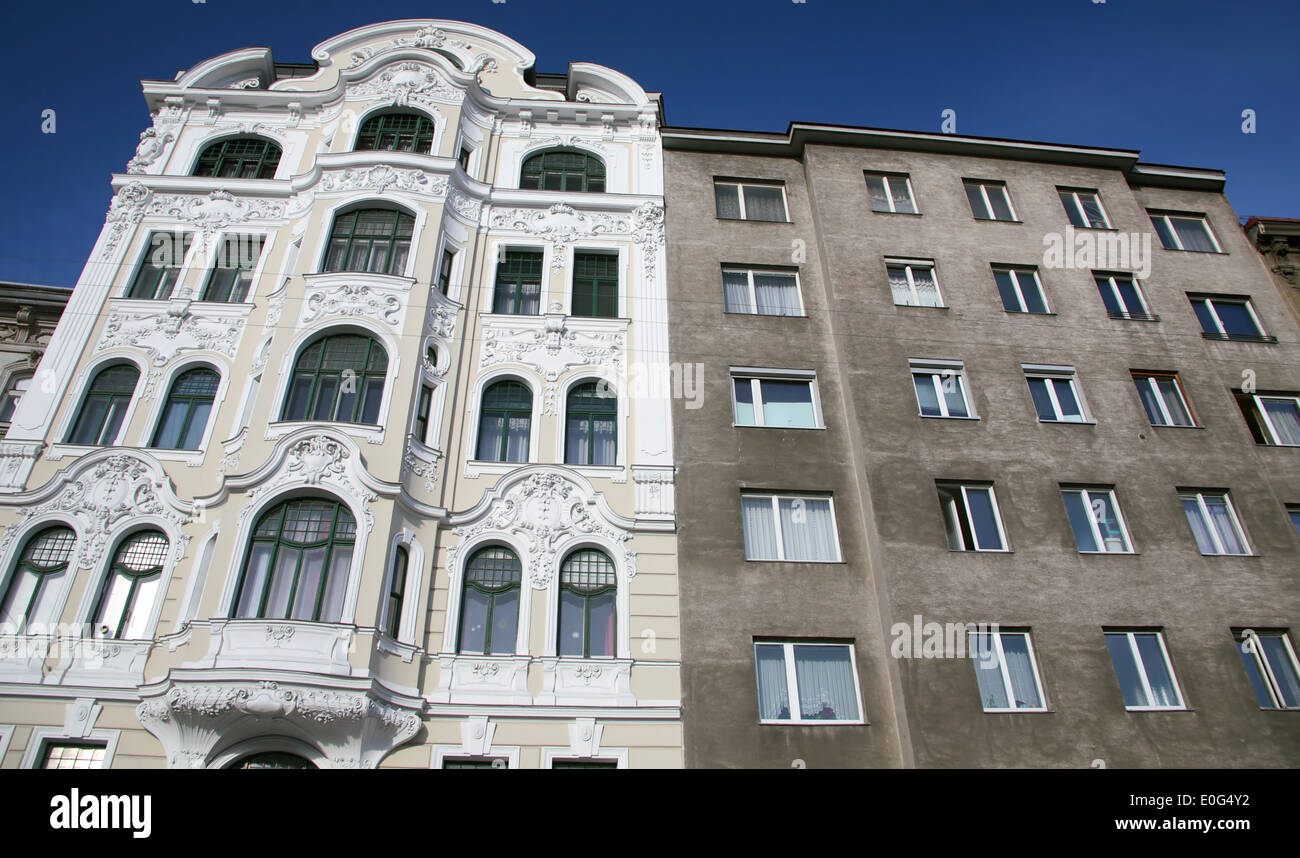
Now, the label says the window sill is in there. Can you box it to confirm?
[1068,224,1118,231]
[1107,312,1160,322]
[1200,332,1278,344]
[722,310,808,319]
[1036,419,1097,426]
[1161,248,1226,255]
[919,414,980,421]
[948,549,1012,554]
[1197,552,1260,558]
[1078,550,1138,556]
[893,304,950,310]
[972,218,1023,224]
[981,707,1051,714]
[1004,311,1057,317]
[870,209,922,217]
[744,557,846,564]
[758,719,867,726]
[1124,706,1191,712]
[733,423,825,430]
[1148,423,1204,430]
[716,217,793,225]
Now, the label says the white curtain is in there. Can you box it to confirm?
[1174,219,1216,252]
[778,498,837,561]
[1134,634,1178,707]
[1001,635,1042,708]
[506,416,531,462]
[1205,498,1245,554]
[793,645,859,720]
[754,645,789,719]
[741,497,778,560]
[715,185,741,219]
[593,417,616,464]
[753,274,799,316]
[743,186,786,222]
[888,268,912,304]
[971,634,1009,708]
[722,271,752,313]
[478,415,504,460]
[1264,400,1300,445]
[1181,498,1216,553]
[236,544,273,617]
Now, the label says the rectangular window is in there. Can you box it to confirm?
[865,172,917,214]
[385,546,407,639]
[886,259,943,307]
[414,385,433,444]
[1150,211,1221,252]
[1236,630,1300,709]
[964,179,1016,221]
[1024,366,1089,423]
[753,641,863,723]
[550,759,619,769]
[458,146,472,170]
[202,234,262,303]
[741,493,841,562]
[937,481,1008,551]
[41,742,107,769]
[571,252,618,318]
[1179,490,1251,555]
[437,248,456,295]
[714,179,789,222]
[1095,273,1155,320]
[993,266,1050,314]
[493,250,543,315]
[1288,504,1300,539]
[1189,295,1273,342]
[909,360,974,419]
[1058,188,1111,229]
[441,757,508,769]
[970,630,1045,711]
[1062,487,1133,553]
[1105,631,1185,710]
[1132,372,1196,427]
[731,370,820,428]
[1234,392,1300,446]
[722,267,803,316]
[128,232,193,299]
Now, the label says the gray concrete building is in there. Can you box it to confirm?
[0,283,70,439]
[662,123,1300,767]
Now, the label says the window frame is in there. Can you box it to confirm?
[354,111,435,155]
[520,148,606,193]
[729,368,823,429]
[1104,630,1186,711]
[201,234,264,303]
[864,171,918,214]
[458,545,524,656]
[150,366,220,450]
[192,136,282,180]
[740,492,843,563]
[969,629,1048,713]
[1287,504,1300,540]
[908,359,976,420]
[1061,486,1135,554]
[1058,187,1112,229]
[281,333,389,426]
[475,379,534,463]
[937,481,1010,552]
[65,363,140,446]
[383,545,408,640]
[413,384,434,446]
[885,258,945,308]
[1094,272,1156,321]
[1023,365,1091,424]
[557,548,617,659]
[563,380,619,465]
[1188,294,1271,341]
[1150,211,1222,253]
[570,251,619,319]
[322,208,414,277]
[1179,490,1252,556]
[492,249,545,316]
[0,371,33,425]
[1132,371,1197,428]
[1236,392,1300,446]
[753,640,866,725]
[992,265,1050,314]
[1236,630,1300,710]
[89,529,169,640]
[720,266,805,317]
[0,525,76,635]
[963,179,1018,222]
[713,179,790,223]
[436,247,456,296]
[127,232,194,300]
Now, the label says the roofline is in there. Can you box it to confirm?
[0,283,74,307]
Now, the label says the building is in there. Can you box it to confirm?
[1245,217,1300,328]
[0,283,70,439]
[662,123,1300,767]
[0,20,681,769]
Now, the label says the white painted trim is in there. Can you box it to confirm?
[466,370,541,466]
[21,728,122,769]
[50,353,147,448]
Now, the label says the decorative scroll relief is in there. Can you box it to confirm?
[630,201,665,285]
[426,302,458,340]
[337,27,498,76]
[101,184,286,258]
[401,443,441,494]
[632,466,676,520]
[319,165,447,197]
[0,441,43,493]
[300,281,407,330]
[490,203,629,271]
[126,128,175,174]
[235,434,377,535]
[97,302,244,369]
[479,315,626,381]
[346,61,464,107]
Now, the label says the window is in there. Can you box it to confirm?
[886,259,943,308]
[128,232,192,300]
[383,546,407,639]
[1024,366,1089,423]
[992,266,1049,314]
[937,482,1008,552]
[551,759,618,769]
[0,526,75,634]
[1150,211,1220,252]
[413,385,433,445]
[458,146,472,170]
[558,549,616,658]
[714,180,788,222]
[91,530,168,639]
[282,334,388,425]
[67,364,139,445]
[476,380,532,462]
[323,209,413,276]
[1132,372,1196,427]
[565,381,617,465]
[910,360,974,419]
[964,179,1016,221]
[459,546,522,655]
[193,137,281,179]
[1179,490,1250,556]
[151,367,219,449]
[229,753,317,769]
[1095,273,1155,321]
[202,235,262,302]
[740,493,841,562]
[436,248,456,295]
[732,370,820,428]
[493,250,543,315]
[865,172,916,213]
[520,149,605,192]
[1061,487,1133,553]
[721,267,803,316]
[571,252,618,318]
[1288,504,1300,539]
[442,757,507,769]
[1189,295,1273,342]
[42,742,107,769]
[0,373,32,424]
[1234,392,1300,446]
[1236,630,1300,709]
[754,641,863,724]
[355,112,434,154]
[970,630,1046,711]
[1105,631,1184,710]
[1058,188,1111,229]
[234,498,356,622]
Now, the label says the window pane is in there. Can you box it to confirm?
[1134,634,1179,707]
[914,375,942,416]
[1239,645,1277,708]
[964,488,1003,550]
[994,270,1022,311]
[1081,195,1107,228]
[1172,218,1215,252]
[866,175,890,211]
[758,380,815,428]
[1155,378,1192,426]
[1019,273,1048,314]
[1027,378,1055,421]
[1152,216,1178,249]
[722,271,753,313]
[733,379,756,424]
[490,589,520,655]
[965,184,989,219]
[558,590,585,656]
[1213,302,1260,337]
[1106,634,1148,707]
[742,186,786,221]
[971,634,1009,709]
[505,415,530,462]
[910,268,939,307]
[1259,637,1300,707]
[741,497,777,560]
[1091,492,1129,552]
[715,184,741,219]
[752,273,800,315]
[1262,400,1300,445]
[755,644,790,720]
[1181,498,1218,554]
[1191,300,1220,334]
[459,589,490,654]
[793,645,859,720]
[1052,379,1083,420]
[1063,492,1099,552]
[587,591,615,657]
[987,187,1013,220]
[1204,496,1246,554]
[890,179,915,214]
[778,497,837,561]
[1000,634,1042,708]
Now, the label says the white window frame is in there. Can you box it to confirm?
[22,728,121,769]
[1105,630,1186,711]
[1150,212,1222,252]
[1248,394,1300,446]
[1023,365,1091,423]
[909,359,976,419]
[721,267,805,316]
[714,180,790,222]
[1062,487,1134,554]
[741,492,843,563]
[938,482,1009,552]
[729,367,823,428]
[1180,490,1252,556]
[1191,296,1267,338]
[993,266,1050,313]
[865,172,917,214]
[1132,372,1196,427]
[970,630,1047,713]
[754,640,866,725]
[885,258,944,308]
[1095,272,1152,318]
[1240,631,1300,710]
[964,180,1017,221]
[1058,188,1112,229]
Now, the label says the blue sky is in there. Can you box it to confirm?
[2,0,1297,286]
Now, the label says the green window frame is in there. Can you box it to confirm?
[437,248,456,295]
[384,546,408,639]
[193,136,282,179]
[67,364,139,445]
[233,498,357,623]
[282,334,388,425]
[520,148,605,192]
[354,112,435,154]
[565,381,617,465]
[323,209,414,276]
[128,232,193,300]
[0,526,75,634]
[228,753,317,770]
[91,530,168,639]
[458,546,523,655]
[571,252,618,318]
[476,380,532,462]
[413,384,433,444]
[202,235,263,302]
[493,250,543,314]
[151,367,219,450]
[558,549,616,658]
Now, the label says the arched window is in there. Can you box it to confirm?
[91,531,168,639]
[0,526,75,634]
[565,381,617,465]
[476,381,531,462]
[458,546,522,655]
[151,367,219,449]
[234,498,356,623]
[282,333,388,425]
[355,112,434,154]
[67,364,139,445]
[323,209,414,275]
[520,149,605,193]
[193,137,281,179]
[228,752,317,769]
[558,549,616,658]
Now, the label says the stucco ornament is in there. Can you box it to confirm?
[346,61,462,107]
[102,182,154,255]
[479,318,625,381]
[320,165,445,196]
[148,190,285,237]
[489,204,630,271]
[303,283,404,327]
[126,128,175,173]
[236,434,377,534]
[96,302,244,368]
